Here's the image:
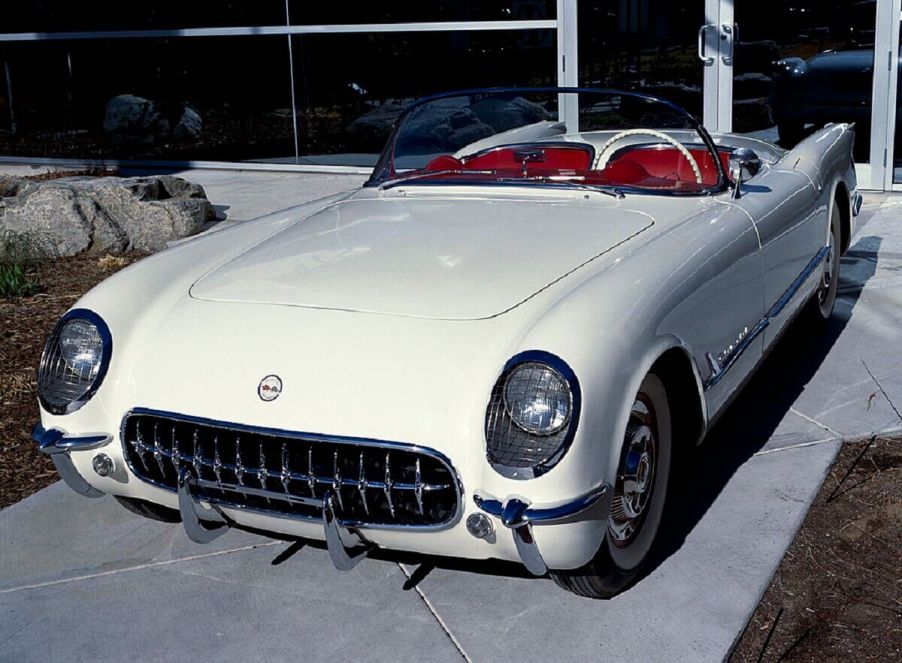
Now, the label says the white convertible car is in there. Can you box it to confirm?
[34,88,860,598]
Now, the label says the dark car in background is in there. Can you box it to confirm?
[770,49,890,152]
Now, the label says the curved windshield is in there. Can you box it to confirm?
[367,88,728,196]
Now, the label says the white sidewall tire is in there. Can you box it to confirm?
[818,201,842,320]
[606,373,672,571]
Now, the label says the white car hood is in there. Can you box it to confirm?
[190,196,653,320]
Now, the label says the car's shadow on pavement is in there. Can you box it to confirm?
[641,234,881,585]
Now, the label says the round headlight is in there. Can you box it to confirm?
[37,310,111,414]
[503,363,572,435]
[485,353,580,479]
[59,319,104,376]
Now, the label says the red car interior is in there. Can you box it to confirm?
[418,143,733,191]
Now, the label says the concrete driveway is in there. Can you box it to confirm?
[2,184,900,663]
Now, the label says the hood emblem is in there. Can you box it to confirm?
[258,375,283,402]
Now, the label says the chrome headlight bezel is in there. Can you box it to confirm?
[484,351,581,480]
[37,309,112,415]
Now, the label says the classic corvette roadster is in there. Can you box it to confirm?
[34,88,860,598]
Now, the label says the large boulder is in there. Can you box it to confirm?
[0,174,215,258]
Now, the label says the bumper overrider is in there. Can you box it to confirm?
[34,419,612,575]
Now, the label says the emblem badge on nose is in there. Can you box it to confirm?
[258,375,283,402]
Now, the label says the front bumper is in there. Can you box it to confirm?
[473,484,612,575]
[35,420,612,575]
[33,423,109,498]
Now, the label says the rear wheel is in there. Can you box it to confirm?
[550,373,672,598]
[115,496,182,523]
[805,199,842,323]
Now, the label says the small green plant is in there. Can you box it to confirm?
[0,263,37,297]
[0,229,44,298]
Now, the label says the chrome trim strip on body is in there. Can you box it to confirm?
[473,483,611,576]
[32,423,107,498]
[119,408,464,532]
[704,244,831,390]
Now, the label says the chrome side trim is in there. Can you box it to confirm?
[704,245,830,390]
[473,483,611,576]
[32,423,107,498]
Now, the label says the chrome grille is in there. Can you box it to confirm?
[122,411,460,528]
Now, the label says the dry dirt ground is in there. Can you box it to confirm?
[731,436,902,661]
[1,257,899,661]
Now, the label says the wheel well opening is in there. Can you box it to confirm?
[834,181,852,254]
[651,348,706,451]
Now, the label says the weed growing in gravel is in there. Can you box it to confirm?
[0,229,44,298]
[0,264,37,297]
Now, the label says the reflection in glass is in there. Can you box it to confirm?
[579,1,704,118]
[291,31,556,166]
[287,1,554,26]
[5,1,287,33]
[733,0,875,161]
[0,37,295,162]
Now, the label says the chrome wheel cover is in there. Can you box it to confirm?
[818,225,836,307]
[609,398,657,547]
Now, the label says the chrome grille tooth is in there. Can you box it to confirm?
[134,425,150,471]
[414,458,424,515]
[192,429,202,475]
[357,451,369,515]
[213,435,223,485]
[170,425,180,473]
[332,450,344,511]
[152,422,166,475]
[307,447,316,497]
[258,442,269,490]
[280,443,291,495]
[235,435,245,486]
[384,452,395,518]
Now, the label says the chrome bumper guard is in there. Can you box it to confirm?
[176,467,374,569]
[32,423,110,498]
[473,483,611,576]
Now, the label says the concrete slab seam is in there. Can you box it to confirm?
[788,407,842,438]
[752,436,840,457]
[0,541,281,595]
[397,564,472,662]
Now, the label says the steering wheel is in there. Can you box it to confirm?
[593,129,703,185]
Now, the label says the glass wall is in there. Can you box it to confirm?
[578,1,705,118]
[732,0,876,162]
[0,2,557,166]
[291,30,556,165]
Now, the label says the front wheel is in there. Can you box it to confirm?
[550,373,672,598]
